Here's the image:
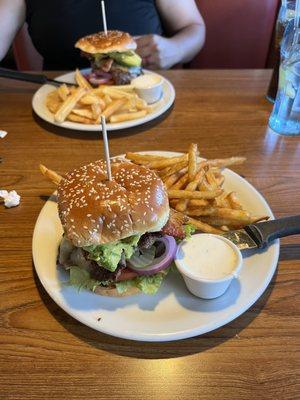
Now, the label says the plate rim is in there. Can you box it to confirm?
[32,69,175,132]
[32,151,279,341]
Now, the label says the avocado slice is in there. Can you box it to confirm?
[109,51,142,68]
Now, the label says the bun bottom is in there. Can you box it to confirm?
[94,285,141,297]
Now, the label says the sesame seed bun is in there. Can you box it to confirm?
[57,160,169,247]
[75,31,137,54]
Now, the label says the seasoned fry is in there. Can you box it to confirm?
[146,154,188,170]
[57,84,70,101]
[168,189,222,200]
[186,207,251,221]
[206,156,246,168]
[228,192,243,210]
[175,169,205,212]
[188,199,209,208]
[75,68,92,89]
[159,161,188,179]
[170,172,189,190]
[198,216,247,227]
[102,99,127,118]
[39,164,62,185]
[205,167,219,189]
[54,87,86,123]
[163,168,188,189]
[214,192,231,208]
[125,152,166,164]
[188,143,198,181]
[110,110,147,123]
[187,216,223,234]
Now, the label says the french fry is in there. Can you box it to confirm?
[75,69,92,89]
[46,91,62,113]
[163,168,188,189]
[168,189,222,200]
[72,108,94,119]
[188,143,198,181]
[67,113,95,124]
[214,192,231,208]
[54,87,86,123]
[125,152,166,164]
[175,169,205,212]
[57,84,70,101]
[102,99,126,118]
[110,110,147,123]
[91,103,102,120]
[169,199,179,208]
[228,192,243,210]
[187,217,223,234]
[39,164,62,185]
[146,154,188,170]
[170,172,189,190]
[206,156,246,168]
[198,216,247,227]
[103,94,113,106]
[80,94,104,107]
[186,207,251,222]
[205,167,219,189]
[135,97,148,110]
[104,87,137,99]
[159,161,188,179]
[187,199,209,208]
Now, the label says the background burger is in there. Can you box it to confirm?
[75,30,142,86]
[56,160,194,297]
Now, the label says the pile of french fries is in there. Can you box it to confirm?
[46,69,151,124]
[125,144,268,234]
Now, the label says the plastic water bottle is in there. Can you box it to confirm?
[269,40,300,135]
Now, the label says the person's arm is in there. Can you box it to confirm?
[135,0,205,69]
[0,0,26,62]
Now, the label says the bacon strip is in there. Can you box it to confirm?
[161,209,188,239]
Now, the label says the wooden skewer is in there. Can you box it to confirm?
[101,116,112,180]
[101,1,108,35]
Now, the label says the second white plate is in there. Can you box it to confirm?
[32,69,175,131]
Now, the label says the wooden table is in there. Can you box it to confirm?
[0,70,299,400]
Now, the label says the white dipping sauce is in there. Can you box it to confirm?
[132,74,162,89]
[180,235,237,280]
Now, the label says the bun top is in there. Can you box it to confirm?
[75,30,137,54]
[57,160,169,247]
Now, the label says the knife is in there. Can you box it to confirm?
[0,67,76,87]
[221,215,300,250]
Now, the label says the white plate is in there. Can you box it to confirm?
[32,69,175,131]
[32,152,279,342]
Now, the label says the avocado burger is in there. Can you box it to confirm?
[57,159,193,297]
[75,30,142,86]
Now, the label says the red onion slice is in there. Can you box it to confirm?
[127,235,177,276]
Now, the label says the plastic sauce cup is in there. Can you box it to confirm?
[132,74,163,104]
[175,234,243,299]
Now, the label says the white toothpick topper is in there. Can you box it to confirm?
[101,1,108,36]
[101,116,112,181]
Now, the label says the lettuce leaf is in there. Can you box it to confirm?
[69,266,101,292]
[115,279,136,294]
[116,269,169,295]
[183,223,196,239]
[68,266,169,295]
[83,234,141,272]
